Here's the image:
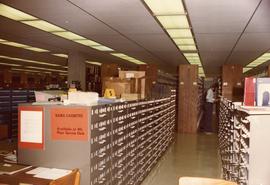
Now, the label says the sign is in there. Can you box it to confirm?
[51,108,88,141]
[18,106,44,150]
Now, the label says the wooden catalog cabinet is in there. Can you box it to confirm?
[178,65,198,133]
[222,65,243,101]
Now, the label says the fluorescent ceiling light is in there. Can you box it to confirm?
[174,38,195,45]
[178,45,197,51]
[0,62,21,67]
[25,47,49,52]
[52,31,86,40]
[167,29,193,38]
[22,20,65,32]
[0,39,49,52]
[111,53,146,64]
[111,53,129,58]
[0,3,116,53]
[0,55,60,66]
[91,45,114,51]
[26,66,67,73]
[1,41,29,48]
[0,3,36,21]
[243,68,252,73]
[184,53,199,57]
[144,0,185,15]
[86,61,102,66]
[74,39,100,46]
[52,54,68,58]
[12,68,51,73]
[157,15,189,29]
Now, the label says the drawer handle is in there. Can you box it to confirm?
[98,153,106,158]
[98,127,106,131]
[99,140,106,144]
[98,165,105,170]
[117,142,124,146]
[116,153,123,157]
[99,113,106,118]
[117,131,124,135]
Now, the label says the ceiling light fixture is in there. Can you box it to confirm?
[244,52,270,73]
[86,61,102,66]
[0,3,147,65]
[143,0,205,76]
[26,66,67,73]
[52,54,68,58]
[111,53,146,64]
[0,55,60,66]
[0,62,21,67]
[0,38,50,52]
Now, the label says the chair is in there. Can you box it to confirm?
[49,169,80,185]
[179,177,237,185]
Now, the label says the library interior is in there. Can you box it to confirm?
[0,1,270,185]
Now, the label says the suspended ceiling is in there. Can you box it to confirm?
[0,0,269,76]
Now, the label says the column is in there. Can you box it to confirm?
[68,52,86,91]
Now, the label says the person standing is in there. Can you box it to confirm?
[202,84,216,134]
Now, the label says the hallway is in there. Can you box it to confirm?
[141,133,221,185]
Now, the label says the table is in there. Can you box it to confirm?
[0,167,52,185]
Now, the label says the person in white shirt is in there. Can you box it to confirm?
[202,84,216,134]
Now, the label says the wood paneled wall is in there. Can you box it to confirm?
[222,65,243,100]
[178,64,198,133]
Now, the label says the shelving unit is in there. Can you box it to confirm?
[0,88,35,139]
[218,98,270,185]
[86,65,101,94]
[90,94,176,185]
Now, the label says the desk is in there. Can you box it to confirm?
[0,167,51,185]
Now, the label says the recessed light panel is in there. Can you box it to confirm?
[0,55,60,66]
[91,45,114,51]
[156,15,189,29]
[144,0,185,15]
[86,61,102,66]
[0,3,146,65]
[74,39,100,46]
[52,54,68,58]
[174,38,195,45]
[167,29,193,38]
[244,52,270,73]
[178,45,197,51]
[0,3,36,21]
[0,62,21,67]
[22,20,65,32]
[26,66,67,73]
[111,53,146,64]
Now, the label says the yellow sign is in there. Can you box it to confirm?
[104,89,116,98]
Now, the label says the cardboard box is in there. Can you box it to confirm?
[119,71,145,99]
[103,77,136,98]
[119,71,145,79]
[121,93,141,101]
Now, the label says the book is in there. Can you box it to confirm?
[244,77,256,106]
[256,78,270,106]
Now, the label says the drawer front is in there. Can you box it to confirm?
[91,105,112,122]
